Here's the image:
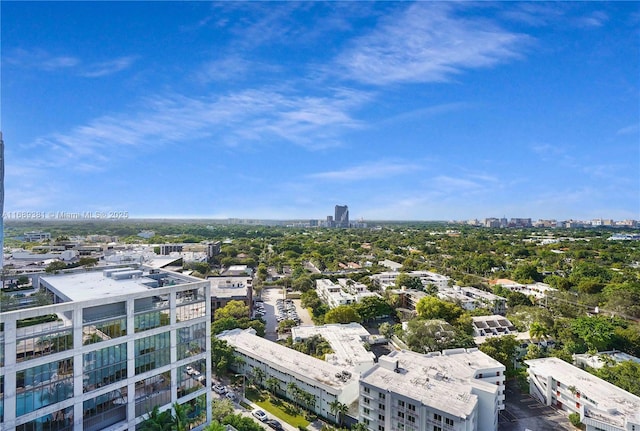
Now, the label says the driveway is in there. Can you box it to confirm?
[499,380,573,431]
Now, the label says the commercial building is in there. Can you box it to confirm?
[23,232,52,243]
[335,205,349,228]
[217,328,360,421]
[370,271,450,290]
[359,348,505,431]
[291,323,377,374]
[159,244,183,255]
[0,267,212,431]
[526,357,640,431]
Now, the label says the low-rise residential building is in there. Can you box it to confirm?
[490,279,556,299]
[573,350,640,370]
[316,279,381,309]
[208,276,253,317]
[437,286,506,315]
[526,357,640,431]
[370,271,450,290]
[291,323,377,373]
[359,348,505,431]
[23,231,52,242]
[217,328,360,421]
[0,267,212,431]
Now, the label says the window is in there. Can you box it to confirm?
[408,415,415,423]
[379,392,386,400]
[478,373,483,378]
[496,371,500,376]
[364,398,370,405]
[364,386,370,394]
[16,358,74,417]
[408,404,416,411]
[398,412,404,418]
[445,418,454,426]
[433,413,442,421]
[364,408,370,415]
[433,427,442,431]
[379,403,385,410]
[378,414,385,421]
[398,400,405,408]
[135,332,171,374]
[576,402,580,408]
[83,388,127,431]
[378,426,385,431]
[83,343,127,392]
[176,322,206,360]
[16,406,73,431]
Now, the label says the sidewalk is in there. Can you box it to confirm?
[239,397,325,431]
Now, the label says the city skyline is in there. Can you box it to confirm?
[2,2,639,221]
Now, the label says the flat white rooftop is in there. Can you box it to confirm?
[362,349,502,418]
[217,328,359,390]
[526,357,640,421]
[41,268,199,302]
[291,323,375,371]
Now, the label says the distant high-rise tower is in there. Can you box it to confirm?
[0,132,4,270]
[334,205,349,228]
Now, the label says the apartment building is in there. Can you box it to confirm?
[526,357,640,431]
[490,279,556,299]
[217,328,359,421]
[437,286,506,315]
[359,349,505,431]
[0,267,212,431]
[291,323,377,373]
[370,271,450,290]
[315,279,380,309]
[208,276,253,318]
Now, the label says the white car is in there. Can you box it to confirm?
[252,409,268,422]
[185,366,195,375]
[225,392,237,401]
[213,384,226,394]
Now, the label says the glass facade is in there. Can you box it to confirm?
[135,373,171,418]
[134,297,170,333]
[135,332,171,375]
[83,343,127,392]
[177,322,206,360]
[83,317,126,345]
[15,359,74,417]
[177,359,206,398]
[17,329,73,363]
[15,406,73,431]
[83,388,127,431]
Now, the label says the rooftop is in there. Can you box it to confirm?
[526,357,640,423]
[361,349,503,418]
[291,323,375,371]
[217,328,360,390]
[41,267,200,302]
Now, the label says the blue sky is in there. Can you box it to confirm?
[2,1,639,221]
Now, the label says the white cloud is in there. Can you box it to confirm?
[336,3,532,85]
[616,123,639,136]
[19,86,368,172]
[81,56,137,77]
[308,160,423,181]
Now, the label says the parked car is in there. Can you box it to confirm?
[252,409,268,422]
[266,420,284,431]
[185,366,195,375]
[213,384,226,394]
[225,392,237,401]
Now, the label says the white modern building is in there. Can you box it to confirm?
[490,279,556,299]
[573,350,640,370]
[526,357,640,431]
[217,328,360,421]
[437,286,506,315]
[371,271,450,290]
[291,323,377,373]
[315,279,381,309]
[208,276,253,318]
[359,348,505,431]
[0,267,212,431]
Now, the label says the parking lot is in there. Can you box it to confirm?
[499,381,573,431]
[257,287,313,341]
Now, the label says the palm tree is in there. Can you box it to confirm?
[352,423,369,431]
[266,377,279,396]
[171,402,188,431]
[139,406,172,431]
[329,400,349,426]
[252,367,266,388]
[529,321,549,344]
[287,381,299,406]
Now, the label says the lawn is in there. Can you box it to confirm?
[246,388,310,428]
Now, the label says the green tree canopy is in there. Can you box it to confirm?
[324,305,362,324]
[415,296,463,322]
[214,300,249,320]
